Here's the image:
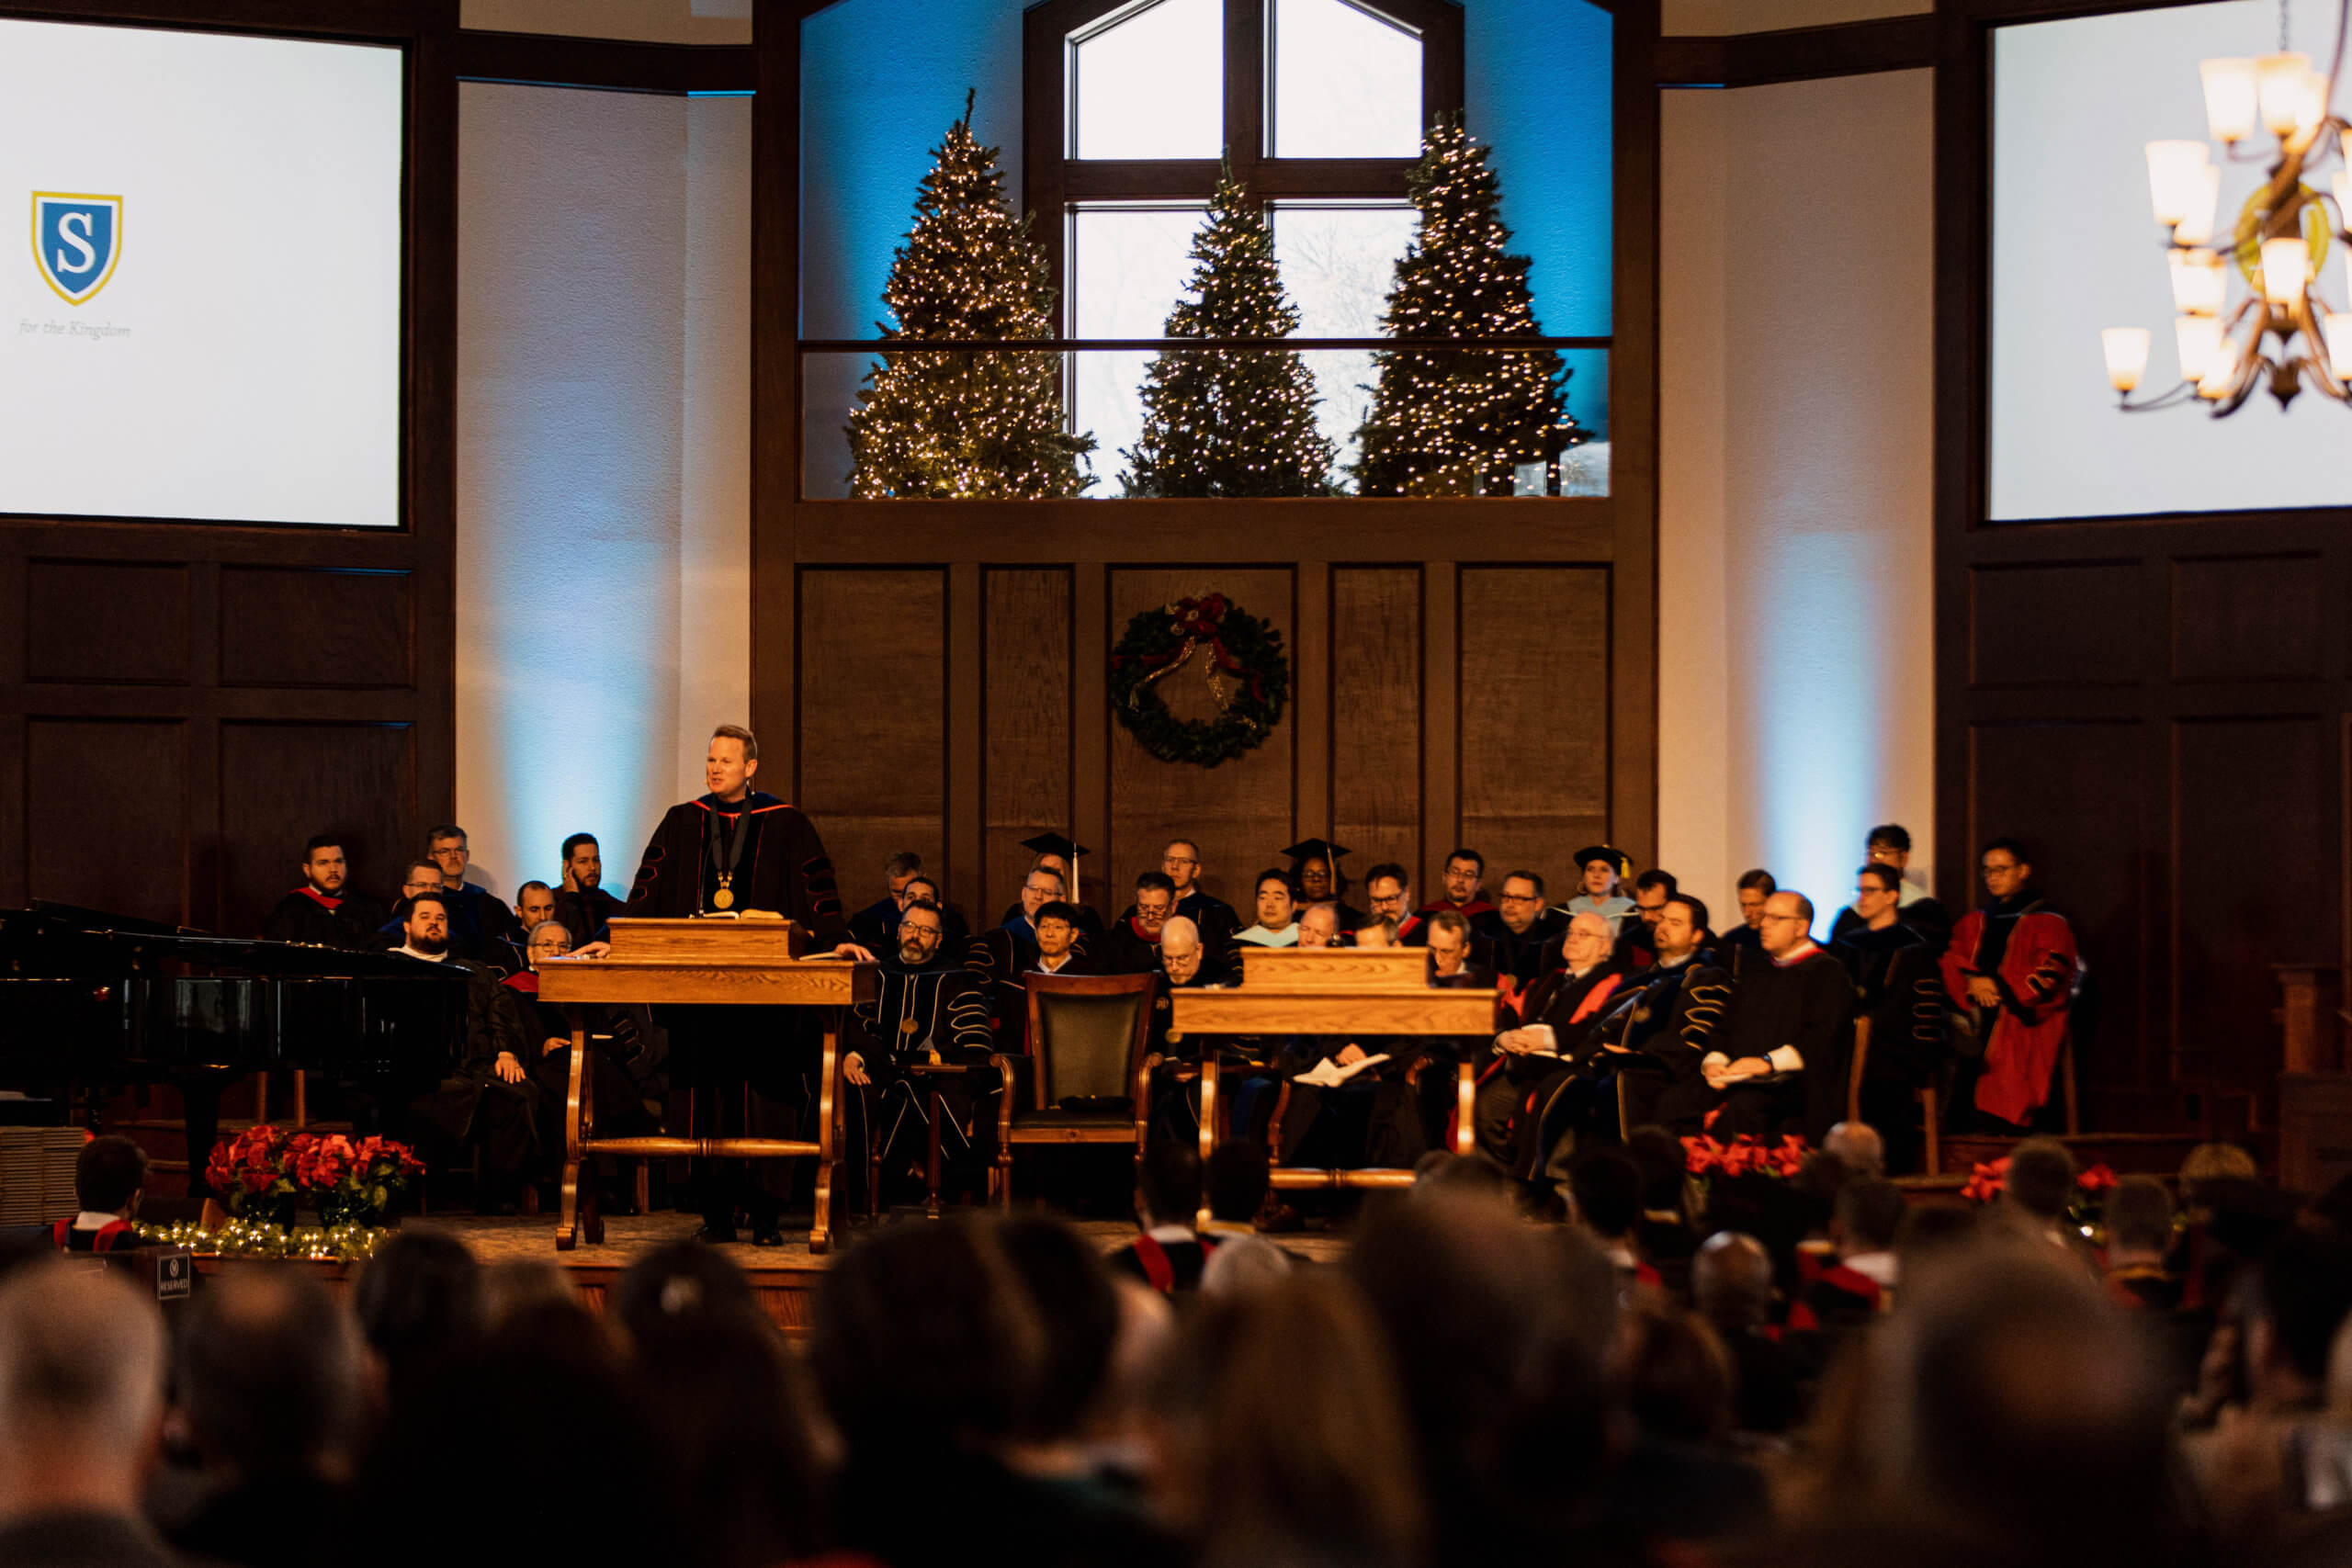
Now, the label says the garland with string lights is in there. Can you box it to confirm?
[1109,593,1289,767]
[1351,114,1580,497]
[847,92,1095,499]
[1122,160,1336,497]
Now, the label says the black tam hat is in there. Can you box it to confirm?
[1573,844,1632,879]
[1280,838,1351,866]
[1019,832,1090,861]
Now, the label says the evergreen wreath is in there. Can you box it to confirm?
[1110,594,1290,767]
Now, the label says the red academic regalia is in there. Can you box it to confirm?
[1940,902,2077,1126]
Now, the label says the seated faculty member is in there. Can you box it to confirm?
[1363,862,1424,944]
[1234,868,1302,947]
[849,850,927,953]
[998,834,1105,942]
[1103,871,1180,975]
[392,891,545,1211]
[1674,890,1854,1141]
[553,832,626,948]
[1558,845,1636,936]
[1474,911,1623,1172]
[424,823,526,966]
[1030,900,1093,976]
[265,834,389,949]
[1160,838,1241,955]
[1415,847,1495,924]
[623,724,870,1244]
[1472,869,1564,995]
[841,898,999,1198]
[1722,867,1776,975]
[1285,838,1367,932]
[1830,822,1952,953]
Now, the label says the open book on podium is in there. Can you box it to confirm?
[1171,946,1498,1201]
[537,917,879,1252]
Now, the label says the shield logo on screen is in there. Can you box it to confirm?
[31,192,122,306]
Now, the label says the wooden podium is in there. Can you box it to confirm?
[1171,947,1498,1199]
[537,918,878,1252]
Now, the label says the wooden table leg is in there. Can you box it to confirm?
[925,1085,945,1219]
[580,1032,603,1247]
[810,1017,838,1255]
[556,1010,588,1251]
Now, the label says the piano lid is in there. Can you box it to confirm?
[0,904,469,981]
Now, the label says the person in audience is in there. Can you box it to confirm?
[1031,900,1093,976]
[1102,871,1177,974]
[1471,869,1562,994]
[2104,1175,2182,1310]
[1233,869,1300,947]
[1795,1177,1905,1333]
[1415,848,1495,925]
[1284,839,1367,932]
[264,835,389,949]
[1474,910,1624,1174]
[164,1269,364,1566]
[1155,1271,1427,1568]
[391,891,545,1212]
[1624,1123,1700,1279]
[1723,867,1775,973]
[1942,836,2077,1132]
[552,832,624,948]
[1109,1142,1216,1294]
[349,1227,485,1405]
[1558,844,1636,934]
[842,897,999,1200]
[1295,902,1341,948]
[2000,1136,2081,1247]
[1159,839,1239,955]
[1202,1138,1272,1236]
[423,824,526,967]
[849,850,927,953]
[1364,862,1423,944]
[1824,1119,1888,1180]
[51,1135,144,1254]
[1614,867,1678,969]
[0,1265,175,1568]
[1830,822,1953,953]
[1693,1231,1803,1435]
[1673,889,1853,1141]
[1566,1146,1653,1282]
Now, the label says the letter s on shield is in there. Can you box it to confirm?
[31,193,123,306]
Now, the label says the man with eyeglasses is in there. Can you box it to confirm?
[1363,863,1423,944]
[842,898,999,1201]
[1104,870,1181,974]
[1683,890,1855,1142]
[1832,863,1945,1170]
[1828,823,1952,953]
[378,859,479,958]
[1414,848,1496,927]
[850,851,928,953]
[1939,837,2076,1134]
[1159,838,1239,955]
[1471,869,1565,998]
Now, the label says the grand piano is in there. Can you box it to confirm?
[0,902,471,1113]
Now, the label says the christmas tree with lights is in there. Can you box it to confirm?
[1122,161,1336,497]
[847,94,1094,499]
[1351,114,1573,497]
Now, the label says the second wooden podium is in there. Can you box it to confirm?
[537,918,878,1252]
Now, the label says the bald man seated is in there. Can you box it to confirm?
[0,1263,178,1567]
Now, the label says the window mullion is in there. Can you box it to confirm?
[1225,0,1266,199]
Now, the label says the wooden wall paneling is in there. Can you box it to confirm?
[1106,567,1294,912]
[1967,718,2154,1122]
[1292,560,1330,852]
[1458,565,1611,903]
[1329,567,1423,885]
[1420,560,1459,899]
[1072,564,1110,914]
[983,568,1074,918]
[796,569,947,916]
[750,0,799,784]
[220,568,413,688]
[26,562,191,685]
[945,561,984,918]
[1967,561,2142,688]
[216,722,418,933]
[26,718,189,927]
[2170,554,2325,684]
[1611,0,1662,872]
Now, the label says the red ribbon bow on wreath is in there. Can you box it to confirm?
[1114,594,1267,706]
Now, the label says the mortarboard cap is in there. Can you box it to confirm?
[1019,832,1090,861]
[1573,844,1632,878]
[1280,838,1351,865]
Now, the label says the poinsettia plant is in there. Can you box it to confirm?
[1682,1133,1813,1180]
[206,1126,424,1227]
[1960,1155,2119,1224]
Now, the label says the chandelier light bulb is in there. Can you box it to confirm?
[2145,140,2212,224]
[2257,52,2312,134]
[2169,248,2228,314]
[2336,169,2352,228]
[2176,314,2224,381]
[2200,57,2260,141]
[2101,327,2152,391]
[2173,163,2223,245]
[2326,313,2352,381]
[2290,70,2331,136]
[2261,234,2312,303]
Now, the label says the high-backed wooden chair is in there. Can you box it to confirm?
[990,972,1158,1208]
[1849,1016,2081,1176]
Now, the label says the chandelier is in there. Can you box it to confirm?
[2099,0,2352,413]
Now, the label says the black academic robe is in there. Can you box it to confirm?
[1100,915,1168,976]
[625,791,848,939]
[1471,907,1566,989]
[498,972,654,1153]
[849,957,999,1182]
[1172,888,1241,956]
[967,924,1040,1053]
[442,883,525,972]
[1473,962,1626,1172]
[401,953,544,1183]
[1832,922,1944,1087]
[1679,945,1855,1142]
[1720,922,1766,977]
[264,886,389,950]
[552,885,625,946]
[1530,950,1732,1158]
[1830,890,1953,954]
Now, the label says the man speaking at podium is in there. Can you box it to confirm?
[625,724,873,1244]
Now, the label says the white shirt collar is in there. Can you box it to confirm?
[1842,1250,1899,1287]
[73,1210,122,1231]
[1144,1223,1197,1245]
[393,944,448,964]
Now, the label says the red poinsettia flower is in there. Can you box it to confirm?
[1961,1156,2013,1204]
[2076,1162,2118,1195]
[1682,1135,1721,1176]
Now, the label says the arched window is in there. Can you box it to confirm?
[1025,0,1465,486]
